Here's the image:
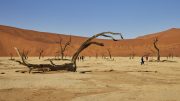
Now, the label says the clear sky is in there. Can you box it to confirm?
[0,0,180,38]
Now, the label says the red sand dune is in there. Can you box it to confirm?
[0,25,180,57]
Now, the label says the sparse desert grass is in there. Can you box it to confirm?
[0,57,180,101]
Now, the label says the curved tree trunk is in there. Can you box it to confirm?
[153,38,160,61]
[71,32,123,71]
[107,49,112,59]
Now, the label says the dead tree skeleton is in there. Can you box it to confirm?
[129,52,135,59]
[130,46,135,59]
[14,32,123,73]
[14,47,72,73]
[9,53,14,60]
[20,49,30,60]
[38,48,44,59]
[153,38,160,61]
[101,53,105,59]
[107,48,112,59]
[127,45,135,59]
[169,47,175,59]
[96,53,98,59]
[58,35,71,60]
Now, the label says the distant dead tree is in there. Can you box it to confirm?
[170,47,175,59]
[22,49,30,60]
[107,48,112,59]
[129,52,135,59]
[132,52,135,59]
[170,52,173,59]
[38,48,44,59]
[153,38,160,61]
[167,53,172,59]
[101,53,105,59]
[129,45,135,59]
[58,35,71,60]
[14,32,123,73]
[9,53,13,60]
[96,53,98,59]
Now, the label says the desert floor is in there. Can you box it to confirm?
[0,57,180,101]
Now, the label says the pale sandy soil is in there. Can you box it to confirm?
[0,57,180,101]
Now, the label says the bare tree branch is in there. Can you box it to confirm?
[58,35,71,59]
[72,32,123,71]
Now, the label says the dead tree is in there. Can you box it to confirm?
[14,47,71,73]
[170,47,175,59]
[129,52,135,59]
[71,32,123,71]
[153,38,160,61]
[132,52,135,59]
[14,32,123,73]
[96,53,98,59]
[21,49,30,60]
[38,48,44,59]
[58,35,71,60]
[102,53,105,59]
[107,48,112,59]
[9,53,14,60]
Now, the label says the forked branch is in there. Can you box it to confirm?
[58,35,71,59]
[71,32,123,71]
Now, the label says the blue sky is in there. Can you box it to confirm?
[0,0,180,38]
